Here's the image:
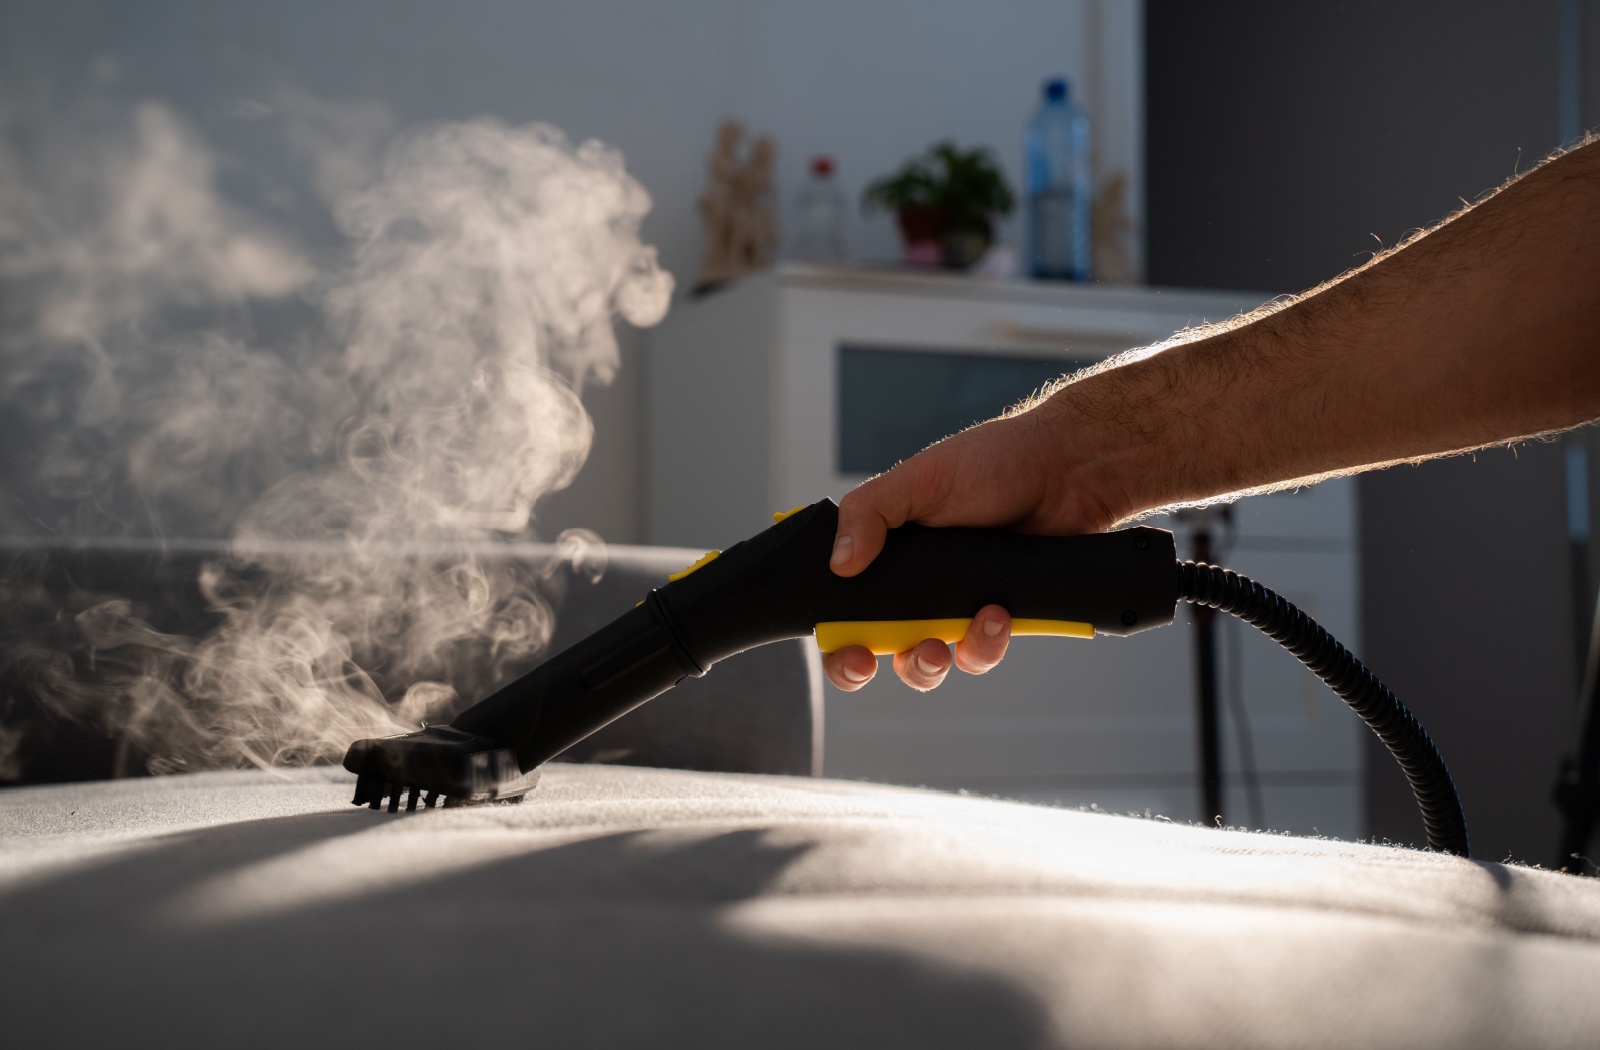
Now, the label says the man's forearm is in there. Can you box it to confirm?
[1043,137,1600,521]
[825,139,1598,688]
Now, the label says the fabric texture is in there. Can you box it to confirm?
[3,765,1598,1049]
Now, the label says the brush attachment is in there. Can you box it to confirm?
[342,724,539,809]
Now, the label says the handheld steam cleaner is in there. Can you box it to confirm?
[343,499,1469,856]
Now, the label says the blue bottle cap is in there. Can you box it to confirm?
[1044,78,1068,102]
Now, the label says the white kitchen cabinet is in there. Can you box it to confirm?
[645,264,1363,838]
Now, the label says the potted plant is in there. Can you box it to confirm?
[863,142,1015,269]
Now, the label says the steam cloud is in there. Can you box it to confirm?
[0,90,672,778]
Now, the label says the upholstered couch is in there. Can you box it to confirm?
[5,764,1600,1049]
[5,541,1600,1048]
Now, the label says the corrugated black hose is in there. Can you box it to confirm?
[1178,560,1471,858]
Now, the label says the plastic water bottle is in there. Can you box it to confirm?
[1026,78,1091,281]
[793,155,847,264]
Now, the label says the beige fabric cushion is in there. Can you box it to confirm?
[3,765,1597,1049]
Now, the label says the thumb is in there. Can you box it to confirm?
[831,458,939,577]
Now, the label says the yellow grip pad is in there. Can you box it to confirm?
[814,617,1093,655]
[667,549,721,582]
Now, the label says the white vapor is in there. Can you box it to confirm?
[0,93,672,777]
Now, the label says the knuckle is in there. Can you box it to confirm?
[955,652,997,675]
[826,648,875,690]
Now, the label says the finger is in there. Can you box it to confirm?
[831,483,897,578]
[953,605,1011,675]
[892,638,952,691]
[832,455,945,577]
[824,646,879,692]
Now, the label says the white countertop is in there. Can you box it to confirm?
[767,262,1275,315]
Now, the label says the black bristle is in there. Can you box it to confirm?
[344,725,540,817]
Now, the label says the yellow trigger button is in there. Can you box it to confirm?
[772,505,808,523]
[668,549,721,582]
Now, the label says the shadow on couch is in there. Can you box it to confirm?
[0,802,1050,1049]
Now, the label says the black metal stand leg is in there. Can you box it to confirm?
[1556,586,1600,873]
[1555,436,1598,873]
[1189,519,1224,827]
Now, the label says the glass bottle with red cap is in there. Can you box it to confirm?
[794,155,847,264]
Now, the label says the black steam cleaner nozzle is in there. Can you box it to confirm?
[342,499,1172,809]
[346,725,538,811]
[342,498,1469,856]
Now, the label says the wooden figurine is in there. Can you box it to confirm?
[1092,171,1142,284]
[696,121,777,294]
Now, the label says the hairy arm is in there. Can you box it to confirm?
[827,137,1600,692]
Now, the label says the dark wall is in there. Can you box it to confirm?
[1146,1,1591,865]
[1148,2,1562,293]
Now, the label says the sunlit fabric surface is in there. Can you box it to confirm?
[4,765,1599,1049]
